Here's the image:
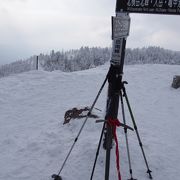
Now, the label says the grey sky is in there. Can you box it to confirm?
[0,0,180,65]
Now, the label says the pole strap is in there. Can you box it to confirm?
[108,118,122,180]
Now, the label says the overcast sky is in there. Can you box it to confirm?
[0,0,180,65]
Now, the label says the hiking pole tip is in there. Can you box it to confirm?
[52,174,62,180]
[147,169,152,179]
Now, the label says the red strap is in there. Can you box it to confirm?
[108,118,122,180]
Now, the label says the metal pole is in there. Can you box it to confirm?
[122,86,152,179]
[36,56,38,70]
[120,91,136,180]
[90,122,106,180]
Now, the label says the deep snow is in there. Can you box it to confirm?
[0,64,180,180]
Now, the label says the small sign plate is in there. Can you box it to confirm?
[112,15,130,39]
[111,38,123,65]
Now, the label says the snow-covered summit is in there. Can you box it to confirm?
[0,64,180,180]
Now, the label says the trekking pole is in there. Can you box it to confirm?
[90,122,106,180]
[52,74,108,180]
[122,82,152,179]
[120,90,136,180]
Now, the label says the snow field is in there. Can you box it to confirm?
[0,64,180,180]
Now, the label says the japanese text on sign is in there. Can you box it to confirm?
[112,15,130,39]
[116,0,180,14]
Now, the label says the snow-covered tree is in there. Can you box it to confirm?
[0,46,180,78]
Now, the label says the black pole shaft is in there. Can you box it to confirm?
[105,85,119,180]
[104,38,127,180]
[105,123,113,180]
[90,122,106,180]
[36,56,38,70]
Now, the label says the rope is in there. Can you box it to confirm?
[108,118,122,180]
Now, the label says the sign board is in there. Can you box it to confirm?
[112,14,130,39]
[116,0,180,15]
[111,38,123,65]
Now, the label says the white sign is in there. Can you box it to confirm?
[111,38,123,65]
[112,15,130,39]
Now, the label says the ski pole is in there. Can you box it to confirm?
[52,74,108,179]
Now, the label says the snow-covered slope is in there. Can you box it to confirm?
[0,64,180,180]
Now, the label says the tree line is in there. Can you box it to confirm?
[0,46,180,78]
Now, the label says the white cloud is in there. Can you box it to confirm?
[0,0,180,64]
[127,14,180,50]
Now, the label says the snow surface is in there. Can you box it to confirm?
[0,64,180,180]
